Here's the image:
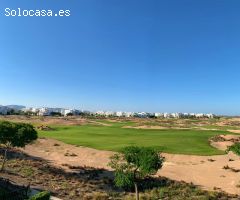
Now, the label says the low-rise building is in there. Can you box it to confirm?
[155,113,164,118]
[206,113,214,118]
[116,111,123,117]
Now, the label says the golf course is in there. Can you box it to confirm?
[38,120,228,155]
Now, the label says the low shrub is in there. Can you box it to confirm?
[228,143,240,156]
[29,191,50,200]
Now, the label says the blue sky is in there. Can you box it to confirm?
[1,0,240,115]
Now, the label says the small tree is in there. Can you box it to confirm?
[0,121,38,171]
[108,146,164,200]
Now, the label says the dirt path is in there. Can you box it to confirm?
[22,138,240,195]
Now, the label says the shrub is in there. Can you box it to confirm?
[228,143,240,156]
[0,121,38,171]
[108,146,164,200]
[29,191,50,200]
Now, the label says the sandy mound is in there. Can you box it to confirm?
[123,125,190,130]
[211,141,234,151]
[228,130,240,134]
[123,125,167,129]
[22,138,240,195]
[88,120,112,126]
[217,118,240,127]
[222,134,240,141]
[210,135,240,151]
[160,152,240,195]
[22,138,113,170]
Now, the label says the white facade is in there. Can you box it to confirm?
[63,109,74,116]
[123,112,133,117]
[170,113,180,118]
[38,107,51,116]
[206,113,214,118]
[163,113,170,118]
[155,113,164,118]
[196,113,204,118]
[116,111,123,117]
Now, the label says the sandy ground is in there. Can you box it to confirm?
[21,137,240,195]
[228,130,240,134]
[0,116,112,127]
[160,152,240,194]
[123,125,167,129]
[211,141,234,151]
[123,125,218,131]
[22,138,113,170]
[210,134,240,151]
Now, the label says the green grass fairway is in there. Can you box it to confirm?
[38,123,227,155]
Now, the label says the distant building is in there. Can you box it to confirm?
[206,113,214,118]
[196,113,204,118]
[123,112,133,117]
[63,109,73,116]
[105,111,114,116]
[135,112,148,118]
[116,111,123,117]
[155,113,164,118]
[96,111,105,116]
[0,106,10,115]
[170,113,180,118]
[163,113,170,118]
[1,104,217,119]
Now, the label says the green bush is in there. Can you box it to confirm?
[228,143,240,156]
[0,121,38,171]
[29,191,50,200]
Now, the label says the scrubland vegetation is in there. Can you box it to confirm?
[228,143,240,156]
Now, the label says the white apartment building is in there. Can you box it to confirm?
[206,113,214,118]
[123,112,133,117]
[196,113,204,118]
[116,111,123,117]
[63,109,74,116]
[155,113,164,118]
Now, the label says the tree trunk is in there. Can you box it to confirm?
[134,182,139,200]
[1,149,7,171]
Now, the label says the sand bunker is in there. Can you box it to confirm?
[123,125,217,130]
[21,138,240,195]
[123,125,167,129]
[210,134,240,151]
[160,152,240,195]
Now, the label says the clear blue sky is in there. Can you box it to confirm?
[1,0,240,115]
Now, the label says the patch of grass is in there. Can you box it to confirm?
[29,191,50,200]
[38,124,228,155]
[21,167,35,177]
